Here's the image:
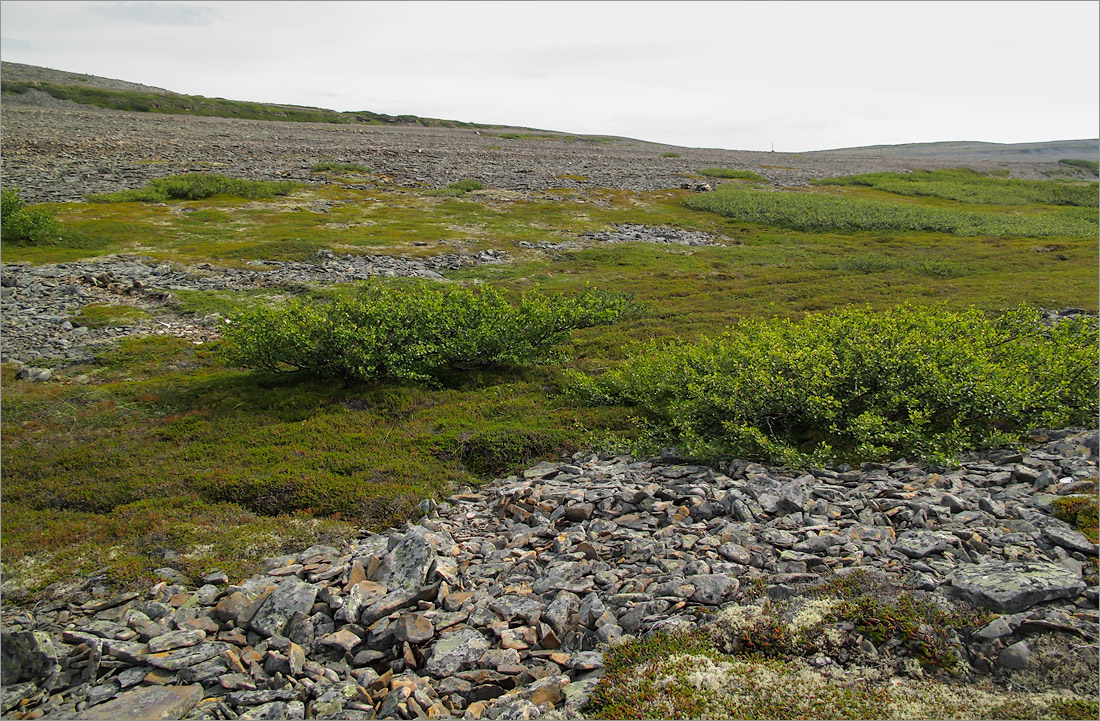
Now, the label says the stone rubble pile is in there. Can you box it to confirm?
[0,250,506,365]
[582,224,724,247]
[2,430,1097,720]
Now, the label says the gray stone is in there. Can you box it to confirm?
[424,628,490,678]
[1043,524,1099,556]
[239,701,290,720]
[1,682,39,714]
[566,651,604,671]
[490,594,546,625]
[544,590,581,636]
[226,688,299,706]
[147,628,206,653]
[249,578,318,637]
[997,640,1031,670]
[146,641,228,671]
[359,584,438,625]
[0,630,59,683]
[948,561,1087,613]
[717,543,752,564]
[893,530,954,558]
[76,684,204,720]
[686,574,738,605]
[378,525,453,592]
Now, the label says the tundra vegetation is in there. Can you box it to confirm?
[2,165,1098,716]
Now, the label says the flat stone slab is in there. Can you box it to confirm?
[76,684,203,720]
[948,560,1086,613]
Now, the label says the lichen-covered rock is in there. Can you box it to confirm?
[948,561,1086,613]
[248,578,318,637]
[75,683,203,720]
[0,630,59,684]
[424,628,490,678]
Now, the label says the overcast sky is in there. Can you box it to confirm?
[2,1,1097,152]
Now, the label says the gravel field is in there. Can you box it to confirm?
[0,99,1075,204]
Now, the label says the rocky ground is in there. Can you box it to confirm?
[2,99,1098,720]
[0,99,1077,205]
[2,430,1097,719]
[0,222,733,368]
[0,249,509,367]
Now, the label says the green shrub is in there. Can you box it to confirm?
[661,152,682,158]
[1,188,61,245]
[814,168,1098,207]
[697,167,768,182]
[87,173,297,203]
[684,186,1098,237]
[569,304,1098,466]
[311,161,368,173]
[221,282,639,384]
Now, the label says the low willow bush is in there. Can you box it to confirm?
[87,173,297,203]
[222,282,639,384]
[1,188,60,245]
[684,186,1098,236]
[569,305,1098,466]
[815,168,1098,207]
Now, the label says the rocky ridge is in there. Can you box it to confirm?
[2,103,1077,206]
[2,430,1097,720]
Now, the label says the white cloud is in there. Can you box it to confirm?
[87,2,217,26]
[0,1,1095,152]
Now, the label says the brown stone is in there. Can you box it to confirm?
[345,560,367,591]
[76,684,204,720]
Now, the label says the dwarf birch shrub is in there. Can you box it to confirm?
[222,282,638,384]
[1,188,60,245]
[570,305,1098,465]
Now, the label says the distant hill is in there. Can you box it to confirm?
[0,61,493,129]
[815,139,1099,164]
[3,62,1098,163]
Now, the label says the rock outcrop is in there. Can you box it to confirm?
[2,430,1096,719]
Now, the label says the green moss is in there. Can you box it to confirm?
[71,303,153,328]
[1053,493,1099,543]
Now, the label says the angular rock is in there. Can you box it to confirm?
[146,641,228,671]
[147,628,206,653]
[948,561,1087,613]
[686,574,738,605]
[1043,524,1099,556]
[1,630,59,683]
[249,578,318,637]
[893,530,954,558]
[76,684,204,720]
[424,628,490,678]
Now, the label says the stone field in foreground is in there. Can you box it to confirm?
[2,430,1097,719]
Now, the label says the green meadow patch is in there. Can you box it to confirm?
[814,168,1098,207]
[87,173,297,203]
[2,173,1097,603]
[684,185,1098,236]
[697,167,768,183]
